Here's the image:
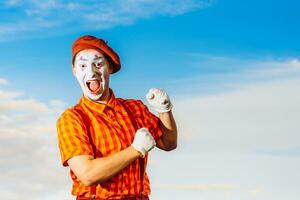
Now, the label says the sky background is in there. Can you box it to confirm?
[0,0,300,199]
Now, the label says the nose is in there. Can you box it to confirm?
[87,63,98,78]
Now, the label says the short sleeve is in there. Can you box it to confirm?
[137,101,163,141]
[56,109,93,167]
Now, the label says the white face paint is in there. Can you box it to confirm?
[73,49,112,102]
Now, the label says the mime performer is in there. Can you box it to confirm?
[56,35,177,200]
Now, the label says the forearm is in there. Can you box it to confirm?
[85,146,140,185]
[158,111,177,150]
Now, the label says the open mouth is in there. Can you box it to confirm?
[86,79,101,94]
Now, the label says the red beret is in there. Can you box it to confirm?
[72,35,121,73]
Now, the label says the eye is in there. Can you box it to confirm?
[96,62,104,68]
[79,64,86,69]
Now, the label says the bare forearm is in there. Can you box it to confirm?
[158,111,177,150]
[85,146,140,185]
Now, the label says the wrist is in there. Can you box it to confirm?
[155,103,173,113]
[130,145,143,158]
[158,110,172,116]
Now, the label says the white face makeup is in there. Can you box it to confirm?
[73,49,112,102]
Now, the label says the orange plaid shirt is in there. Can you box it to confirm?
[56,90,162,198]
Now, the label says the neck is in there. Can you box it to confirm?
[95,88,111,104]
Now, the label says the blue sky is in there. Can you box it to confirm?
[0,0,300,103]
[0,1,300,200]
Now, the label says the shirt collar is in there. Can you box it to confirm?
[79,89,118,114]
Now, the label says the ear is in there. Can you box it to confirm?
[105,59,113,74]
[108,64,113,74]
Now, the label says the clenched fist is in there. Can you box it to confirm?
[146,88,173,113]
[131,128,156,157]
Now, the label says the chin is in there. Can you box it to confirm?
[84,86,109,102]
[86,93,103,101]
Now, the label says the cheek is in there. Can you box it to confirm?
[75,69,86,82]
[100,67,110,78]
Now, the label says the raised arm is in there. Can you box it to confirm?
[146,88,177,151]
[157,110,177,151]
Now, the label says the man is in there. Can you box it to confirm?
[57,35,177,200]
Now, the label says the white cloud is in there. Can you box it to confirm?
[0,0,214,40]
[0,81,69,200]
[152,183,240,191]
[0,78,8,85]
[172,58,300,154]
[0,99,51,113]
[0,90,23,99]
[3,0,20,6]
[249,188,265,198]
[148,152,300,200]
[173,56,300,96]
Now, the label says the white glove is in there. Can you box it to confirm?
[146,88,173,113]
[131,128,156,157]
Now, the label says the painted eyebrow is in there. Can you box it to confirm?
[77,56,87,61]
[77,56,104,61]
[93,56,104,61]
